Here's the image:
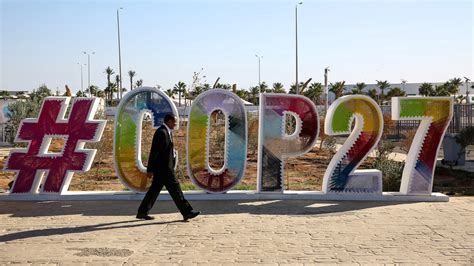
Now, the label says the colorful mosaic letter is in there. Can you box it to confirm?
[4,97,106,194]
[322,95,383,194]
[114,87,178,192]
[392,97,453,194]
[187,89,247,193]
[257,94,319,192]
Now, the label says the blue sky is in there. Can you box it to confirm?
[1,0,473,94]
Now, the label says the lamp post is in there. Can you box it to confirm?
[255,54,263,87]
[324,67,330,113]
[295,2,303,94]
[82,51,95,97]
[77,62,86,93]
[464,77,471,104]
[117,7,124,99]
[401,79,407,93]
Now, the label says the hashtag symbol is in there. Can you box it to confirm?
[4,97,106,193]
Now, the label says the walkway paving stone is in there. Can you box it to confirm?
[0,197,472,264]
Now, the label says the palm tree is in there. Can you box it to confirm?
[376,80,391,104]
[351,82,367,94]
[329,81,346,99]
[165,88,175,98]
[289,82,304,94]
[173,81,186,106]
[95,89,106,98]
[387,87,406,98]
[434,83,453,96]
[258,82,268,93]
[88,85,99,97]
[366,88,378,100]
[447,78,462,95]
[216,83,232,90]
[135,79,143,88]
[304,82,324,104]
[104,66,115,101]
[202,83,211,90]
[419,82,434,96]
[191,86,203,98]
[0,90,10,98]
[128,70,136,92]
[236,89,249,101]
[250,86,260,104]
[272,82,285,93]
[449,78,462,92]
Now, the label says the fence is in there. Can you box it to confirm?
[381,104,474,140]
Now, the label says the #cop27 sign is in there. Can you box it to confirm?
[3,87,453,197]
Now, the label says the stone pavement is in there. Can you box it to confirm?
[0,197,473,264]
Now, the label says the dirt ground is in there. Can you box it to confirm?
[0,116,472,195]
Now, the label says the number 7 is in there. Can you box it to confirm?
[391,97,453,195]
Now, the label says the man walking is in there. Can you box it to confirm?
[137,114,200,221]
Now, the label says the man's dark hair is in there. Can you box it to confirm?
[164,114,176,123]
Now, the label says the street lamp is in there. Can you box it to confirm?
[295,1,303,94]
[255,54,263,86]
[82,51,95,97]
[117,7,124,99]
[464,77,471,103]
[401,79,407,92]
[324,66,330,113]
[77,62,86,93]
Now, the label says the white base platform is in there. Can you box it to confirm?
[0,190,449,202]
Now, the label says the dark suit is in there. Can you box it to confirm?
[137,125,193,216]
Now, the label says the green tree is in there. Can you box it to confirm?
[88,85,99,97]
[236,89,249,101]
[258,82,268,93]
[173,81,186,106]
[434,83,454,96]
[386,87,406,98]
[76,90,86,97]
[249,86,260,104]
[165,88,175,98]
[329,81,346,99]
[272,82,285,93]
[30,84,52,103]
[351,82,367,94]
[215,83,232,90]
[419,82,434,96]
[135,79,143,88]
[6,84,52,144]
[0,91,10,98]
[445,78,461,95]
[304,82,324,104]
[289,82,304,94]
[449,77,463,92]
[128,70,136,92]
[104,66,115,102]
[366,88,378,100]
[95,89,105,98]
[376,80,391,104]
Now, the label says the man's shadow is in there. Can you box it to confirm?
[0,199,420,242]
[0,218,185,243]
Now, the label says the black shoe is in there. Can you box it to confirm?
[136,214,154,220]
[183,211,200,221]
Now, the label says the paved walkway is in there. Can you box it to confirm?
[0,197,473,264]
